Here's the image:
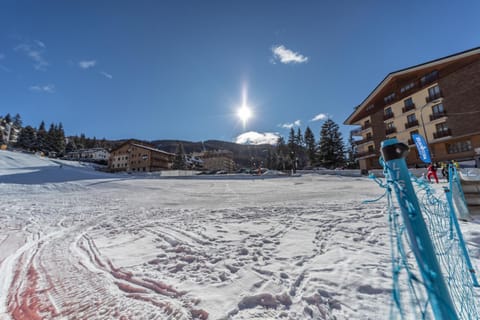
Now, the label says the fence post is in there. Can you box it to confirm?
[381,138,458,320]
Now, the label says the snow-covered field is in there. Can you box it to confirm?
[1,150,479,320]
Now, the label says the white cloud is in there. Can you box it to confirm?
[29,84,55,93]
[100,71,113,79]
[311,113,327,121]
[79,60,96,69]
[280,120,301,129]
[271,45,308,64]
[35,40,46,48]
[235,131,280,145]
[14,42,49,71]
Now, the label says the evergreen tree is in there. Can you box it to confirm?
[36,121,48,152]
[317,119,345,169]
[12,114,22,129]
[4,113,11,124]
[304,126,316,166]
[55,123,66,155]
[275,136,288,171]
[287,128,298,172]
[172,143,187,170]
[16,125,37,151]
[346,133,359,169]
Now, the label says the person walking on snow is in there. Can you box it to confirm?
[427,163,439,183]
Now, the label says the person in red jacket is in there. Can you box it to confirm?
[427,163,439,183]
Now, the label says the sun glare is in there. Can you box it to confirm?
[237,105,252,128]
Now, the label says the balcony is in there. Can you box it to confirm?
[355,150,377,159]
[385,127,397,135]
[426,91,443,103]
[383,113,394,120]
[362,123,372,130]
[430,111,447,121]
[405,120,419,129]
[433,129,452,139]
[350,128,363,136]
[355,137,373,145]
[402,104,416,113]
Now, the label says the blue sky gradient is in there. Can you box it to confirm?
[1,1,479,143]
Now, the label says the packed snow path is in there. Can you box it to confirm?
[1,151,480,319]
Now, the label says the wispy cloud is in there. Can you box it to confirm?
[235,131,280,145]
[280,120,301,129]
[14,41,49,71]
[311,113,328,122]
[271,45,308,64]
[78,60,96,69]
[100,71,113,79]
[29,84,55,93]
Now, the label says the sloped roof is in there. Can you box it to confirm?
[344,46,480,125]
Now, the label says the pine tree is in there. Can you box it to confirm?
[287,128,297,172]
[36,121,48,153]
[172,143,187,170]
[275,136,288,171]
[317,119,345,169]
[304,126,316,166]
[16,125,37,151]
[12,114,22,129]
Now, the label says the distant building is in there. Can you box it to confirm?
[65,148,110,163]
[108,140,174,173]
[194,150,236,172]
[344,47,480,171]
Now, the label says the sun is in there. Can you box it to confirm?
[237,104,252,128]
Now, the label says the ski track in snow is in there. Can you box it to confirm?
[1,152,479,319]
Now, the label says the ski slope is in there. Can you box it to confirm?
[1,150,479,319]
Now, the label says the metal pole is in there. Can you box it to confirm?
[381,138,458,320]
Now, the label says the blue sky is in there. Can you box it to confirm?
[1,1,479,144]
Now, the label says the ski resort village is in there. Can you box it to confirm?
[3,2,480,319]
[2,45,480,319]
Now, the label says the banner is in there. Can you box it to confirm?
[412,134,431,163]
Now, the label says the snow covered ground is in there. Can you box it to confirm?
[1,150,479,319]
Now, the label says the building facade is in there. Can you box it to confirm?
[345,47,480,171]
[108,141,174,173]
[65,148,110,162]
[193,150,236,172]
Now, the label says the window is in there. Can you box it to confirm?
[386,122,394,129]
[366,132,372,140]
[404,98,414,107]
[436,122,449,133]
[384,92,396,104]
[400,82,415,93]
[432,103,444,114]
[421,70,438,86]
[410,130,419,139]
[385,107,393,116]
[368,145,374,152]
[427,85,441,101]
[407,114,417,123]
[447,140,472,154]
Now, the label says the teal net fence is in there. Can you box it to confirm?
[368,162,479,320]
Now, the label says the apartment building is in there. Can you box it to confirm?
[344,47,480,171]
[65,148,110,163]
[193,150,236,172]
[108,140,174,173]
